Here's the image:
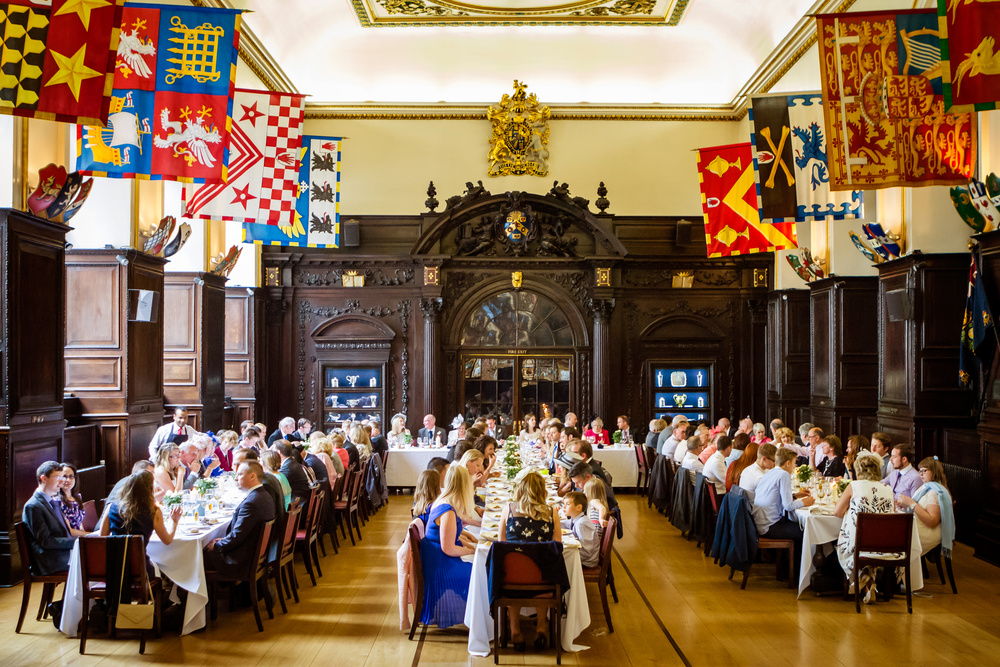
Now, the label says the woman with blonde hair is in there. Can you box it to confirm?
[585,477,610,534]
[499,469,561,651]
[419,465,476,628]
[897,456,955,556]
[310,434,343,483]
[260,449,291,509]
[349,424,373,461]
[412,469,441,525]
[153,444,185,502]
[834,451,894,602]
[387,413,411,447]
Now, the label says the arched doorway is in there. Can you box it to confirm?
[458,290,577,432]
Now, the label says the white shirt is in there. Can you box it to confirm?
[673,439,689,464]
[681,451,704,473]
[661,434,679,457]
[738,462,766,498]
[704,450,728,494]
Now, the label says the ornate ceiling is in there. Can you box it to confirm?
[218,0,907,114]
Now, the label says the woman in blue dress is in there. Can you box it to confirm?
[420,465,476,628]
[101,471,182,576]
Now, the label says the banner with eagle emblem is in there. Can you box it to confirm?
[0,0,124,126]
[697,142,797,258]
[938,0,1000,112]
[242,136,341,248]
[815,9,976,191]
[75,3,241,183]
[749,93,862,222]
[182,89,304,224]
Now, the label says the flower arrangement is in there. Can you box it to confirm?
[194,477,218,496]
[402,432,413,445]
[162,492,183,509]
[612,430,623,444]
[836,479,850,494]
[504,443,522,480]
[795,464,813,485]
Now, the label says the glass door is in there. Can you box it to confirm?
[463,354,572,433]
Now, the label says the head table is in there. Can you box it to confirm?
[461,441,591,657]
[60,481,246,637]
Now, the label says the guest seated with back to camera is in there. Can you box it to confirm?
[458,450,487,519]
[203,462,276,577]
[274,440,312,506]
[101,470,182,575]
[412,469,441,525]
[752,447,814,578]
[499,470,561,651]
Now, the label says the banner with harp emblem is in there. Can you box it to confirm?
[697,142,797,259]
[75,3,241,183]
[815,9,976,191]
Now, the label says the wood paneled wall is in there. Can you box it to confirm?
[808,277,878,437]
[64,249,165,490]
[163,272,226,431]
[766,289,811,428]
[0,209,70,586]
[225,287,265,426]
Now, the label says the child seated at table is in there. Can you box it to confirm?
[561,491,599,568]
[584,477,609,537]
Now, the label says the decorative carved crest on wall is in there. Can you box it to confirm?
[487,80,550,177]
[455,191,580,258]
[296,267,415,287]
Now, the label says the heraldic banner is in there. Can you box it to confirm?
[938,0,1000,112]
[697,142,797,259]
[76,3,241,183]
[0,0,124,125]
[816,9,976,191]
[183,89,305,224]
[243,136,341,249]
[749,93,862,223]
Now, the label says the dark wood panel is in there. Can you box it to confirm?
[225,295,249,355]
[62,424,97,466]
[65,264,120,348]
[128,258,166,404]
[65,357,121,389]
[811,288,831,399]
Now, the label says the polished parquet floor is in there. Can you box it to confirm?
[2,493,1000,666]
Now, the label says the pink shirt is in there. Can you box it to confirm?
[584,428,610,445]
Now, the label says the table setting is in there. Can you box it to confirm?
[463,439,589,656]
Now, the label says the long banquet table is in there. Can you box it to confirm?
[60,503,237,637]
[386,447,450,488]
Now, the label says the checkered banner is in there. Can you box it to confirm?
[243,136,341,248]
[183,89,305,224]
[76,3,241,183]
[0,0,124,125]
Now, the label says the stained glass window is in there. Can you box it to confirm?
[461,291,573,347]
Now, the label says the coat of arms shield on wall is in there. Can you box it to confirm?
[487,80,550,177]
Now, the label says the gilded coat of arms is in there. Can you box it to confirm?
[487,80,550,177]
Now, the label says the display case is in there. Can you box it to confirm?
[651,364,712,424]
[323,366,384,426]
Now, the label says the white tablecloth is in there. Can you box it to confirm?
[59,517,231,637]
[386,448,449,488]
[464,540,590,656]
[793,508,923,599]
[592,447,639,489]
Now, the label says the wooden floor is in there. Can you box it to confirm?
[2,493,1000,666]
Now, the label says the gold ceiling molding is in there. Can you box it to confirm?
[304,103,735,122]
[191,0,299,94]
[350,0,691,27]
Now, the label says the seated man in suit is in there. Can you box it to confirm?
[275,439,312,506]
[234,449,286,559]
[204,461,276,577]
[267,417,298,446]
[22,461,78,574]
[417,414,446,446]
[484,414,505,441]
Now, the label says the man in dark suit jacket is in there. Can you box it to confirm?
[343,439,360,470]
[22,461,78,575]
[267,417,298,446]
[370,420,388,457]
[204,461,276,577]
[275,440,312,505]
[485,415,505,442]
[303,450,329,487]
[418,414,447,446]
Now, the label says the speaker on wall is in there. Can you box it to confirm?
[886,288,913,321]
[127,289,160,322]
[343,219,360,247]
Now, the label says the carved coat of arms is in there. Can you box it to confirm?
[487,80,550,177]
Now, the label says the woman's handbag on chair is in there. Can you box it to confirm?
[114,538,155,630]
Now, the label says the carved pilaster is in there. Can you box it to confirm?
[588,298,615,421]
[420,297,445,418]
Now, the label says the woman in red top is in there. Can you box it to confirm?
[330,432,351,469]
[583,417,610,446]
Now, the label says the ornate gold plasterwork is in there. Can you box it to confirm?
[354,0,689,27]
[487,81,550,177]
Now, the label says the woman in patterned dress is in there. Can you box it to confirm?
[498,470,561,651]
[834,451,895,603]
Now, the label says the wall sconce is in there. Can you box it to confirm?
[342,270,365,287]
[672,271,693,288]
[595,267,611,287]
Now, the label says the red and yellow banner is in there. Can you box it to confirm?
[816,9,976,191]
[939,0,1000,112]
[697,143,797,258]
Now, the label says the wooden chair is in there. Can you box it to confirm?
[922,544,957,594]
[206,519,275,632]
[333,464,357,544]
[335,465,364,545]
[731,536,795,590]
[270,503,303,614]
[634,445,647,495]
[295,486,325,586]
[322,473,346,555]
[582,515,619,633]
[644,446,657,497]
[406,523,426,641]
[13,522,68,634]
[78,535,163,654]
[358,460,372,526]
[81,500,98,532]
[491,543,566,665]
[851,512,914,613]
